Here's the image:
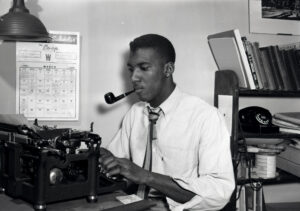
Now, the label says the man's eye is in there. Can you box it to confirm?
[128,68,133,73]
[140,66,150,71]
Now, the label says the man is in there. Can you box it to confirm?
[99,34,235,210]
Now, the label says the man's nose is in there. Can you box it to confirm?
[131,68,140,82]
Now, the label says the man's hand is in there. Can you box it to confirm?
[99,147,114,157]
[99,147,149,185]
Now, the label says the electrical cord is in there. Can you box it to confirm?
[236,119,263,198]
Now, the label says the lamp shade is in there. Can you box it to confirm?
[0,0,50,42]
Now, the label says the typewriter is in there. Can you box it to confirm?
[0,116,126,211]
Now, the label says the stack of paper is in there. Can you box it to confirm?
[272,112,300,134]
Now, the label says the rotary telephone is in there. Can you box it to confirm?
[239,106,279,133]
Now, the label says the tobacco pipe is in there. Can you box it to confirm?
[104,89,135,104]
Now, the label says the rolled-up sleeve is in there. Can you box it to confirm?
[169,109,235,211]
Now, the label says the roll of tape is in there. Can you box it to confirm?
[255,154,276,179]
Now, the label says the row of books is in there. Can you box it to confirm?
[208,29,300,90]
[242,38,300,91]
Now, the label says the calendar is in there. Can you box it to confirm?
[16,31,80,120]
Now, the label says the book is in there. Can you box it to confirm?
[208,37,248,88]
[259,47,276,90]
[282,49,300,90]
[272,118,300,129]
[279,127,300,134]
[252,42,269,89]
[242,38,261,89]
[266,46,284,90]
[273,112,300,126]
[272,45,293,90]
[208,29,256,89]
[296,50,300,72]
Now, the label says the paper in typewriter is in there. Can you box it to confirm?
[16,31,80,120]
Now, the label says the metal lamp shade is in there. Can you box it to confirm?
[0,0,50,42]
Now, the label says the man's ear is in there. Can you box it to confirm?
[164,62,175,77]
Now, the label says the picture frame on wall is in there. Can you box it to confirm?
[249,0,300,36]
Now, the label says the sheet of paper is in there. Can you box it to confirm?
[115,194,142,204]
[16,31,80,120]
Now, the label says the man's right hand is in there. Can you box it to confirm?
[99,147,113,157]
[99,147,114,174]
[98,147,150,185]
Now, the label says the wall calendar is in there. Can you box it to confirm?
[16,31,80,121]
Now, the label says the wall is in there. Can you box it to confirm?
[0,0,300,146]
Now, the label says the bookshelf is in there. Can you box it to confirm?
[208,29,300,93]
[214,70,300,211]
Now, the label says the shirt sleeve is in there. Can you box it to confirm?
[106,109,132,159]
[169,108,235,211]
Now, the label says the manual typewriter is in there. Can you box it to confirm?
[0,116,126,211]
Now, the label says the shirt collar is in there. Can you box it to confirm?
[143,85,182,117]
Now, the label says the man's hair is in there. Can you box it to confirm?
[129,34,176,63]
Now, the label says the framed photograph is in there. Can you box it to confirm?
[249,0,300,35]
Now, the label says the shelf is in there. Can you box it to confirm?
[237,169,300,186]
[214,70,300,211]
[238,132,300,139]
[239,89,300,97]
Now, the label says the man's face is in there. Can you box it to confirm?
[127,48,168,106]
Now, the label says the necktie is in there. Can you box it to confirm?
[137,106,161,199]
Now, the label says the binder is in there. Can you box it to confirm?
[208,29,256,89]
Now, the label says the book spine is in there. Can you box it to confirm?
[249,41,264,89]
[252,42,269,89]
[233,30,256,90]
[242,37,260,89]
[259,48,276,90]
[268,46,284,90]
[295,50,300,88]
[273,45,293,90]
[283,50,299,90]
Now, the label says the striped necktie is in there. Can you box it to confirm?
[137,106,162,199]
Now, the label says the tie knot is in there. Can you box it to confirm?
[147,107,161,124]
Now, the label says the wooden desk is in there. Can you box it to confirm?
[0,191,125,211]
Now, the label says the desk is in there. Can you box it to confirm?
[0,191,125,211]
[0,191,157,211]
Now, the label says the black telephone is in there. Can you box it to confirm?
[239,106,279,133]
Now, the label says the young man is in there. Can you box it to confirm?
[99,34,235,210]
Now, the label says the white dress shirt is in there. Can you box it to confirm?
[107,86,235,211]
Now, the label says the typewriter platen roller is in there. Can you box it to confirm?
[0,120,126,211]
